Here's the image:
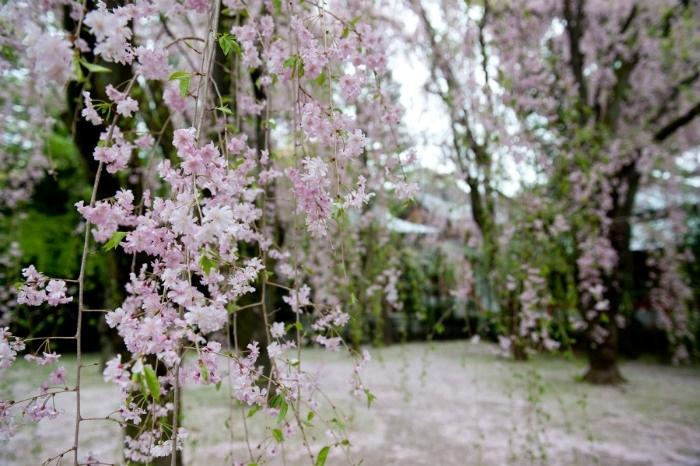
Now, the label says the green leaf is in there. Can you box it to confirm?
[215,105,234,115]
[314,71,327,87]
[218,33,241,57]
[272,0,282,14]
[139,374,150,399]
[271,428,284,442]
[276,400,288,422]
[200,254,217,275]
[143,364,161,401]
[169,71,189,80]
[332,205,345,220]
[247,404,262,418]
[270,393,284,408]
[72,55,84,83]
[306,411,315,422]
[283,55,305,78]
[199,361,209,383]
[179,77,190,97]
[169,71,191,97]
[364,389,375,408]
[103,231,127,251]
[434,322,445,335]
[315,446,331,466]
[285,321,303,333]
[80,58,111,74]
[340,16,362,39]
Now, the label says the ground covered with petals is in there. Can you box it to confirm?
[3,341,699,466]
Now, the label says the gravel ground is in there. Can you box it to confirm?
[3,341,700,466]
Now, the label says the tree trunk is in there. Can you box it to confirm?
[583,323,625,384]
[512,341,529,361]
[583,162,639,384]
[507,297,528,361]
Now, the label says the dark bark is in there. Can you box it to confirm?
[583,322,625,384]
[509,299,529,361]
[654,100,700,142]
[583,161,639,384]
[512,343,529,361]
[563,0,589,118]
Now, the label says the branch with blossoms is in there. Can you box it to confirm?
[1,0,413,464]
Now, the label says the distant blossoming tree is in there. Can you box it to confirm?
[489,0,700,382]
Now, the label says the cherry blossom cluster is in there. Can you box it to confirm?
[16,266,72,307]
[0,327,70,439]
